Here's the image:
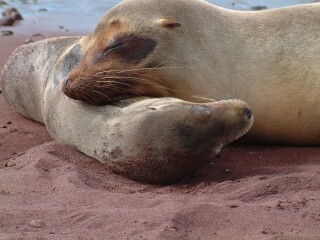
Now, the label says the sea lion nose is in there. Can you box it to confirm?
[244,107,252,120]
[64,78,69,87]
[62,78,70,91]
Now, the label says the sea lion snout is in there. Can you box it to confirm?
[191,104,252,121]
[180,100,254,147]
[61,77,82,101]
[62,78,69,91]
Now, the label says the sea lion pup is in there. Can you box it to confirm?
[1,37,253,183]
[63,0,320,145]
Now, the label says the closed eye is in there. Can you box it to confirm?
[103,39,125,54]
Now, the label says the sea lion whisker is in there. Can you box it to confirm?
[96,66,185,76]
[224,92,239,101]
[121,76,174,91]
[92,80,144,97]
[72,89,95,103]
[75,88,99,100]
[135,73,165,84]
[81,93,95,103]
[210,92,233,101]
[95,80,133,88]
[119,66,185,72]
[95,84,127,94]
[142,58,170,69]
[100,74,164,85]
[88,89,112,100]
[100,76,134,80]
[191,95,217,102]
[77,87,99,100]
[97,76,173,92]
[73,81,125,97]
[155,59,170,68]
[136,79,172,91]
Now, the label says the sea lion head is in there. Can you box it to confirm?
[107,98,254,183]
[61,0,204,105]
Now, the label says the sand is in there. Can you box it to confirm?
[1,2,320,240]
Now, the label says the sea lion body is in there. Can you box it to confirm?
[1,37,253,183]
[64,0,320,145]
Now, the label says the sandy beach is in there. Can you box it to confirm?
[1,1,320,239]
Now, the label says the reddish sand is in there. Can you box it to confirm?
[1,7,320,240]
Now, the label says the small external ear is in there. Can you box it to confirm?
[158,19,181,28]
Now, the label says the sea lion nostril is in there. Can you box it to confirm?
[244,108,252,120]
[63,78,70,90]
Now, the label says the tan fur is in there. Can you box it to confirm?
[68,0,320,145]
[1,37,253,183]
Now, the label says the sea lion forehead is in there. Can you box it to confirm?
[96,0,192,31]
[93,16,125,36]
[102,0,184,23]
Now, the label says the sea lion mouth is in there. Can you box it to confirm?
[61,70,169,105]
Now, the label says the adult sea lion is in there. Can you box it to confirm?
[63,0,320,145]
[1,37,253,183]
